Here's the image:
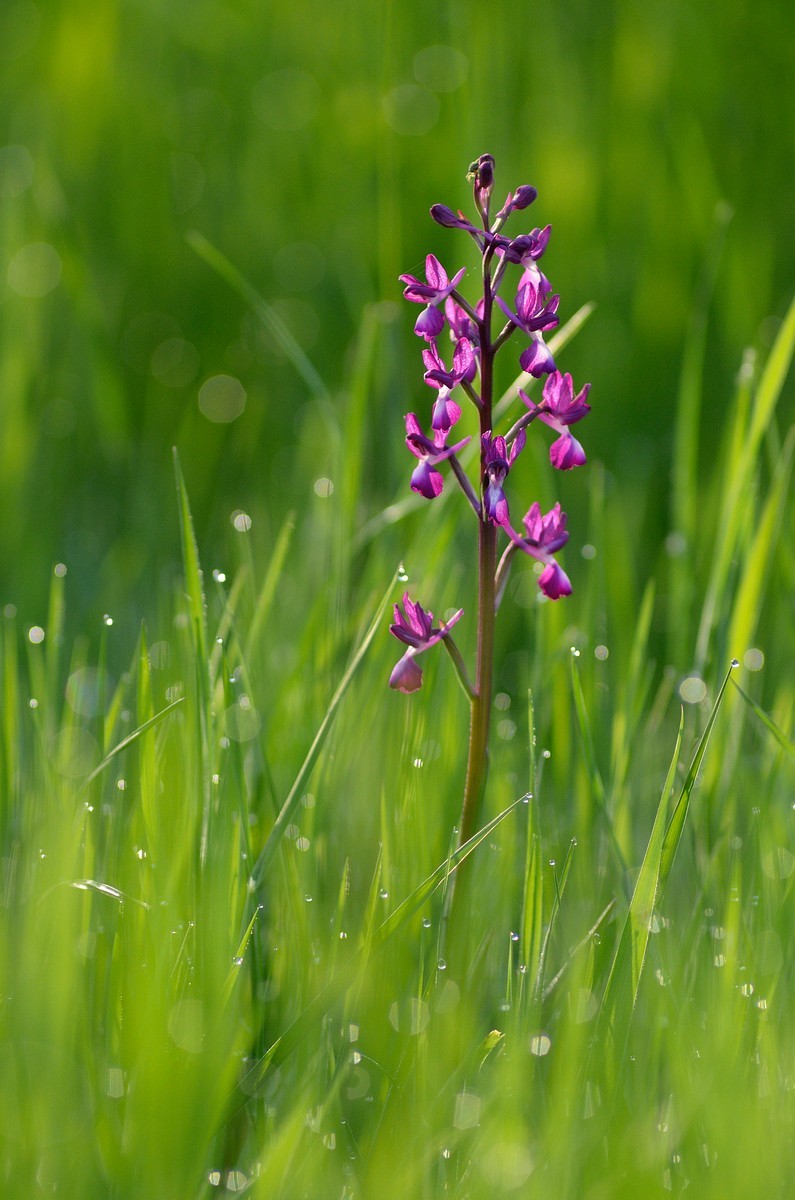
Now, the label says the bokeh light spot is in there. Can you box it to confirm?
[679,675,707,705]
[198,374,246,423]
[252,69,320,132]
[382,85,440,136]
[413,45,469,93]
[8,242,62,297]
[151,337,200,387]
[0,144,35,196]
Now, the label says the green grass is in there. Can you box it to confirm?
[1,1,795,1195]
[1,282,793,1196]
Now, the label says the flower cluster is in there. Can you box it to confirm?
[390,155,592,690]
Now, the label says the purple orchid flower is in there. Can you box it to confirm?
[499,226,552,268]
[399,254,466,340]
[502,502,572,599]
[405,413,470,499]
[422,337,476,432]
[444,296,483,348]
[468,153,496,223]
[482,429,526,525]
[495,275,560,377]
[520,371,591,469]
[494,186,538,223]
[389,594,464,693]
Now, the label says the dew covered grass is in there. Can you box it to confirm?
[1,1,795,1197]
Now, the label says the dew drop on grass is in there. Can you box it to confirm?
[339,931,348,940]
[212,569,226,583]
[510,931,519,942]
[422,917,431,928]
[103,614,113,626]
[379,888,389,900]
[304,894,313,903]
[730,657,739,668]
[437,959,447,971]
[232,956,244,967]
[397,563,409,581]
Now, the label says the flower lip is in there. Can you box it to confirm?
[389,595,464,692]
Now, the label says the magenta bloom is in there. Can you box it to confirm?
[482,430,526,525]
[520,371,591,469]
[389,594,464,693]
[496,276,559,377]
[405,413,470,499]
[444,296,483,348]
[499,226,552,268]
[495,186,538,222]
[422,337,476,431]
[400,254,466,340]
[502,502,572,599]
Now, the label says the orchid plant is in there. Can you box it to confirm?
[390,154,592,884]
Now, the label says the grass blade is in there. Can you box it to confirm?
[249,567,400,889]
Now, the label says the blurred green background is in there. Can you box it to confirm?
[0,0,792,633]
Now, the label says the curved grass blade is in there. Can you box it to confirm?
[597,710,683,1065]
[83,697,185,787]
[659,661,735,892]
[731,681,795,764]
[249,567,400,890]
[186,230,330,404]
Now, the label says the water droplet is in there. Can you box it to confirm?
[592,932,601,945]
[570,646,580,657]
[510,931,519,942]
[441,1148,452,1160]
[740,982,755,997]
[28,626,45,644]
[103,614,113,626]
[518,963,528,974]
[212,569,227,583]
[542,749,551,759]
[54,562,67,577]
[730,658,739,669]
[339,931,348,940]
[548,859,556,868]
[304,894,313,903]
[29,697,38,709]
[437,958,447,971]
[397,562,409,582]
[379,888,389,900]
[232,956,244,967]
[422,917,431,929]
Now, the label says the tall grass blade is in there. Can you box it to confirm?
[249,568,400,889]
[732,681,795,763]
[597,711,683,1063]
[186,230,330,403]
[659,662,735,890]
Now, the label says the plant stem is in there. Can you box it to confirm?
[446,250,498,948]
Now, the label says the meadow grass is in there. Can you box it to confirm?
[1,273,793,1198]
